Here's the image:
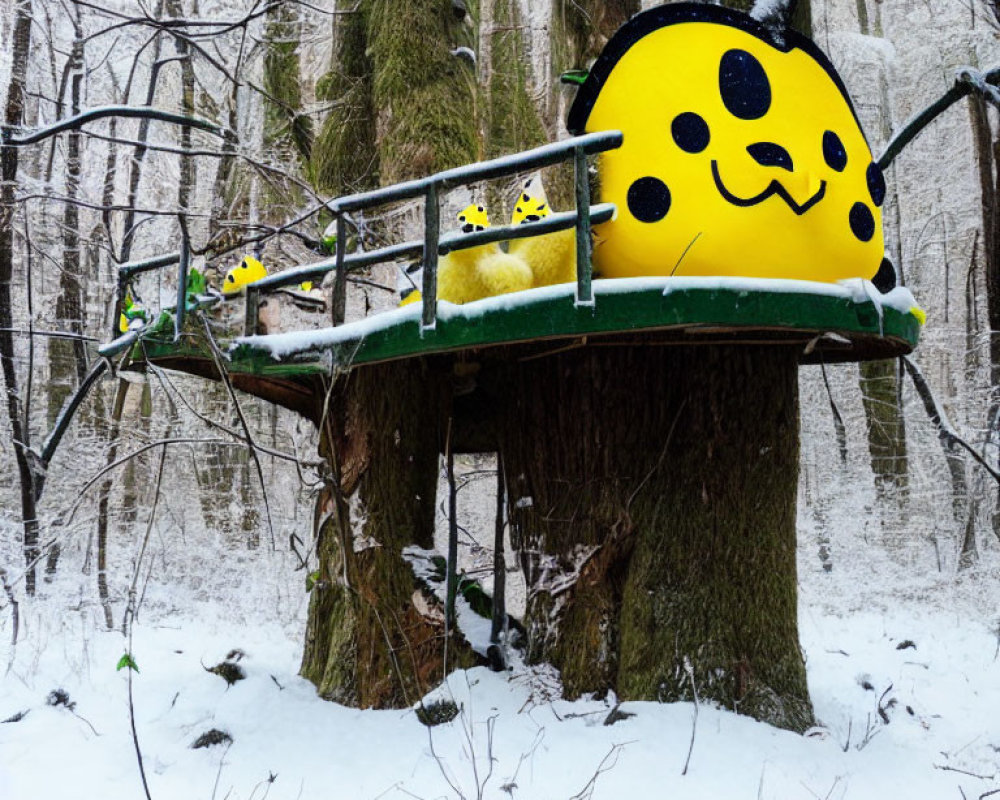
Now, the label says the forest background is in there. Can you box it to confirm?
[1,0,999,798]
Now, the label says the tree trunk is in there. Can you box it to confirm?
[498,344,812,732]
[0,0,40,594]
[859,358,909,501]
[301,361,474,707]
[49,30,88,427]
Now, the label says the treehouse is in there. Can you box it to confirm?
[95,4,925,732]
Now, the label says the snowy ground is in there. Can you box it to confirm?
[1,546,998,800]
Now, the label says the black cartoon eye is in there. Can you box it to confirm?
[672,112,710,153]
[226,274,235,283]
[823,131,847,172]
[477,205,484,212]
[537,203,546,211]
[849,202,875,242]
[522,193,530,202]
[458,215,467,221]
[516,206,523,214]
[867,162,886,207]
[747,142,793,171]
[627,176,671,223]
[719,49,771,120]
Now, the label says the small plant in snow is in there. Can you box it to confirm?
[46,688,76,710]
[205,653,247,687]
[191,728,233,749]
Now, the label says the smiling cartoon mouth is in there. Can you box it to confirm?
[710,160,826,215]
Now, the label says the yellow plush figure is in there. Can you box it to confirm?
[118,293,148,333]
[508,177,579,288]
[223,255,268,295]
[566,3,893,290]
[403,204,532,305]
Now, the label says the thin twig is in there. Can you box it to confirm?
[820,360,848,464]
[198,314,276,549]
[682,656,699,776]
[902,356,1000,483]
[146,365,322,475]
[934,765,997,780]
[126,621,153,800]
[568,742,632,800]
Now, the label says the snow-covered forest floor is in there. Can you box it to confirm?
[2,475,998,800]
[2,0,1000,797]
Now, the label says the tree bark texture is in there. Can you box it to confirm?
[859,358,909,501]
[301,360,474,707]
[0,0,40,594]
[49,31,88,428]
[497,344,812,732]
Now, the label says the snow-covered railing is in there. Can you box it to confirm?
[249,129,623,333]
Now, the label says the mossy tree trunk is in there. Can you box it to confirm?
[301,361,473,707]
[367,0,479,183]
[498,344,812,732]
[312,3,377,195]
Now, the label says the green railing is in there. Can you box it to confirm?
[98,130,623,360]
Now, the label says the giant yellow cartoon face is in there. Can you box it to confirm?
[567,3,893,290]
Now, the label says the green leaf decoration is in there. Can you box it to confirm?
[560,70,589,86]
[116,652,140,673]
[305,570,320,592]
[186,266,207,297]
[321,233,338,255]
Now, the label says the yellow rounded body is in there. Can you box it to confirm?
[570,5,885,284]
[223,255,268,295]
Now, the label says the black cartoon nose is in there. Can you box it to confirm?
[747,142,793,172]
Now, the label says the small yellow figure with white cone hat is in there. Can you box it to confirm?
[402,203,532,305]
[508,174,578,288]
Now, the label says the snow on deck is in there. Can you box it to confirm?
[233,277,922,361]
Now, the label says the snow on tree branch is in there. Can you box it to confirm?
[3,106,230,146]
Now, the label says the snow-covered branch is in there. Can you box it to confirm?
[4,105,229,146]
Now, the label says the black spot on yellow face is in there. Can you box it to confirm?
[567,3,885,284]
[718,49,771,120]
[849,202,875,242]
[627,177,672,222]
[867,162,886,206]
[672,112,710,153]
[872,257,896,292]
[823,131,847,172]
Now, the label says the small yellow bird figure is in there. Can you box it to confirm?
[223,255,268,295]
[118,292,148,333]
[508,176,578,288]
[402,203,532,305]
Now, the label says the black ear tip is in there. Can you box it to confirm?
[872,257,897,293]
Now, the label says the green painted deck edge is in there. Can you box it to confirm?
[220,285,921,375]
